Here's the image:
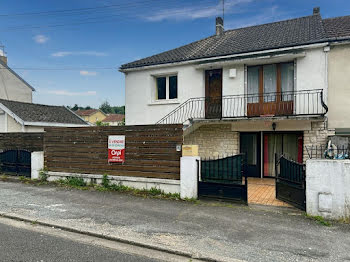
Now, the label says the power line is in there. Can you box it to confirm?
[0,67,117,71]
[0,0,220,31]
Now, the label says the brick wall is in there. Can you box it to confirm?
[184,124,239,158]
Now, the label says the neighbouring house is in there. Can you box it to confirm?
[75,109,107,124]
[0,49,34,103]
[0,99,88,132]
[101,114,125,126]
[120,7,350,179]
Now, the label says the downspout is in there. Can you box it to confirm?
[322,45,330,115]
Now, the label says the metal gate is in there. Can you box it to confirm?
[198,154,247,203]
[0,150,31,177]
[275,155,306,210]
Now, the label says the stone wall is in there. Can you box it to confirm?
[303,120,335,162]
[184,124,239,158]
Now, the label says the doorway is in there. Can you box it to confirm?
[263,132,303,177]
[205,69,222,119]
[240,132,261,177]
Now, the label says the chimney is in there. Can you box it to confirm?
[0,47,7,65]
[313,7,320,15]
[216,17,224,36]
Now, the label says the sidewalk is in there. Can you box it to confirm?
[0,181,349,262]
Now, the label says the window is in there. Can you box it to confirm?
[169,76,178,99]
[247,66,259,103]
[155,75,178,100]
[247,62,294,102]
[281,62,294,101]
[157,77,166,100]
[263,64,277,102]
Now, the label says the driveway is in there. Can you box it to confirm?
[0,181,349,262]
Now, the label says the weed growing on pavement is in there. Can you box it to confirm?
[39,168,48,182]
[57,177,88,189]
[305,214,332,226]
[0,174,8,181]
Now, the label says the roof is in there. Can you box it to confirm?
[102,114,124,122]
[75,109,103,116]
[0,99,87,125]
[323,15,350,39]
[0,59,35,91]
[120,14,350,70]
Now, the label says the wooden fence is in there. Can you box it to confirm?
[0,133,44,152]
[44,125,183,180]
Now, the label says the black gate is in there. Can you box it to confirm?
[275,155,306,210]
[198,154,247,203]
[0,150,31,177]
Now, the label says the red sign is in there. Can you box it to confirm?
[108,135,125,163]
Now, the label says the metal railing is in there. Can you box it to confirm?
[157,89,328,124]
[305,145,349,159]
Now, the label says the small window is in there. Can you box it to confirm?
[157,77,166,100]
[155,75,178,100]
[169,76,178,99]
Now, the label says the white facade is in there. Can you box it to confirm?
[0,62,33,103]
[124,46,328,125]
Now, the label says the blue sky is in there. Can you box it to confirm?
[1,0,349,108]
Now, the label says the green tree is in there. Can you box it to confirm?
[99,101,113,114]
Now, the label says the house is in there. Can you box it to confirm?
[101,114,125,126]
[324,15,350,136]
[75,109,107,124]
[0,50,34,103]
[120,7,350,179]
[0,99,88,132]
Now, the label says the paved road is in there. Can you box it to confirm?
[0,181,350,261]
[0,220,160,262]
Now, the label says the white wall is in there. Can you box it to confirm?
[295,48,327,115]
[306,160,350,220]
[0,110,6,132]
[0,63,33,103]
[125,47,327,125]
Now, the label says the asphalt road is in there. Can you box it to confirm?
[0,220,161,262]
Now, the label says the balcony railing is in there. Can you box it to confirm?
[157,89,328,124]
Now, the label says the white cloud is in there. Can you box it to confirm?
[47,90,97,96]
[145,0,253,21]
[80,70,97,76]
[225,6,286,29]
[33,34,49,44]
[51,51,107,57]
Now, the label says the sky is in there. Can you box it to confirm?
[0,0,349,108]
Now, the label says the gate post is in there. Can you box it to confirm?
[180,156,200,199]
[31,151,44,180]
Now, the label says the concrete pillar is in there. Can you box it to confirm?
[31,151,44,180]
[180,156,200,199]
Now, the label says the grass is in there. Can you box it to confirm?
[305,214,332,226]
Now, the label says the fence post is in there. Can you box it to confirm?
[31,151,44,180]
[180,156,200,199]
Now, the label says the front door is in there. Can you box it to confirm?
[205,69,222,119]
[240,133,261,177]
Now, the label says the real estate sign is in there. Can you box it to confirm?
[108,135,125,163]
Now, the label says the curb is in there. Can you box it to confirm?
[0,212,219,262]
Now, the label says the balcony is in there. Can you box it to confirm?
[157,89,328,124]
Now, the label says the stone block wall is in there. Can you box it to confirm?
[303,120,335,162]
[184,124,239,158]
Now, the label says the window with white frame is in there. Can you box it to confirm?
[155,75,178,100]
